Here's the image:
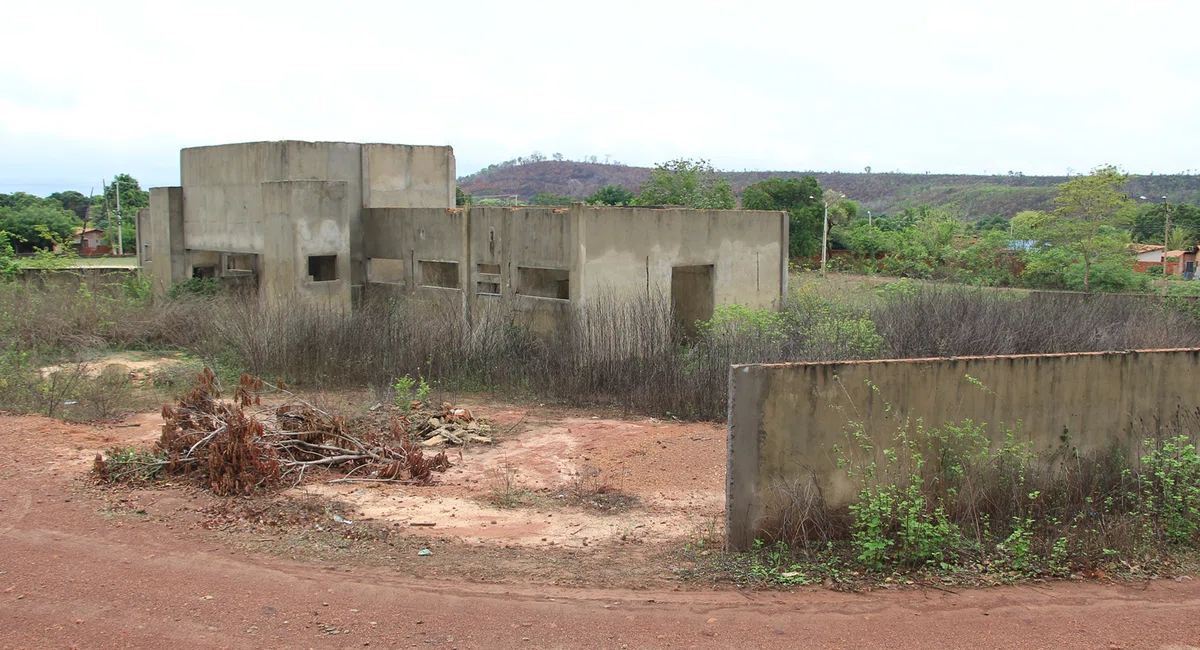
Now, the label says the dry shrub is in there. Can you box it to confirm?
[158,368,281,495]
[874,286,1200,358]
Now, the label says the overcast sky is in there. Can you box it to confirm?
[2,0,1198,195]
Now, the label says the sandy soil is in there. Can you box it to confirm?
[4,408,1200,649]
[298,405,727,550]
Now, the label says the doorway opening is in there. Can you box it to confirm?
[671,264,714,339]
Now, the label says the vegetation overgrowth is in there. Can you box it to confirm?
[696,402,1200,589]
[3,271,1200,423]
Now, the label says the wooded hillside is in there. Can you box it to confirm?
[458,161,1200,219]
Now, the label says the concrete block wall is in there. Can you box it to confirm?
[726,348,1200,550]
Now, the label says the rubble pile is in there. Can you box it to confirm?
[404,404,493,447]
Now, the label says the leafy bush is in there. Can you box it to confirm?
[94,445,165,483]
[1140,435,1200,544]
[1063,259,1149,293]
[393,374,432,410]
[0,231,17,280]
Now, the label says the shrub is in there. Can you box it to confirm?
[1140,434,1200,545]
[873,285,1200,359]
[393,374,432,410]
[763,392,1200,578]
[94,446,165,483]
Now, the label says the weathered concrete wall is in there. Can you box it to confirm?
[260,180,352,309]
[180,141,361,254]
[576,206,787,311]
[726,349,1200,550]
[361,204,785,331]
[362,144,455,209]
[175,141,455,293]
[146,186,186,294]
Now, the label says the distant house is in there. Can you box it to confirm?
[1131,243,1164,272]
[1131,243,1196,278]
[75,227,111,256]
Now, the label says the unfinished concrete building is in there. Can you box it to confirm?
[140,141,789,330]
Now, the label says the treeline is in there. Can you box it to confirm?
[815,167,1200,294]
[0,174,148,253]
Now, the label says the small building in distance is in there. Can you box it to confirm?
[139,141,788,331]
[1131,243,1197,278]
[76,227,110,256]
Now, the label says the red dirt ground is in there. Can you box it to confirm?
[3,410,1200,649]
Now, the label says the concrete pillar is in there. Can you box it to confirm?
[147,186,185,295]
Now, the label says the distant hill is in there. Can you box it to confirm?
[458,162,1200,220]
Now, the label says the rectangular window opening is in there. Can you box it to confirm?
[517,266,570,300]
[477,281,501,296]
[419,260,460,289]
[478,263,501,275]
[308,255,338,282]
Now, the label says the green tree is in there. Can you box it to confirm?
[0,231,17,280]
[0,192,45,211]
[0,203,81,250]
[1049,165,1135,293]
[631,159,736,209]
[530,192,574,206]
[586,184,635,206]
[741,176,823,257]
[456,186,473,206]
[1131,202,1200,243]
[92,174,147,252]
[973,215,1011,233]
[48,191,91,220]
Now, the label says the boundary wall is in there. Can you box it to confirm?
[726,348,1200,550]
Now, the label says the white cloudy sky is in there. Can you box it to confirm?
[1,0,1198,194]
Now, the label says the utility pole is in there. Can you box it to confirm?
[115,176,123,256]
[1162,196,1171,296]
[102,178,109,239]
[821,200,829,275]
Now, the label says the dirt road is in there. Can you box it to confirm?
[3,414,1200,649]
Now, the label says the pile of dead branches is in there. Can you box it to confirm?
[96,369,452,496]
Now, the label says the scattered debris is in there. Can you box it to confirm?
[404,404,493,446]
[94,368,457,495]
[417,548,433,556]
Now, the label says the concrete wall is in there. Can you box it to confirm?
[361,144,455,209]
[145,186,186,294]
[361,204,785,331]
[577,206,787,313]
[260,180,353,309]
[726,348,1200,550]
[171,141,454,298]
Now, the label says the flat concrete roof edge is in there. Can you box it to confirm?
[732,347,1200,370]
[181,140,453,151]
